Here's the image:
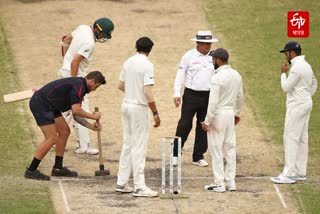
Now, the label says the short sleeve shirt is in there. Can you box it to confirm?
[36,77,88,112]
[119,53,154,106]
[60,25,95,77]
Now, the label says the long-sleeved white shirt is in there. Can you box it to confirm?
[173,48,214,97]
[281,55,317,108]
[204,65,243,125]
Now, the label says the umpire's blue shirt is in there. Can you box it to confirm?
[36,77,88,112]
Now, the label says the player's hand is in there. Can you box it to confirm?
[92,112,101,120]
[201,122,209,132]
[93,122,102,131]
[153,115,161,127]
[174,97,181,108]
[281,63,289,74]
[235,116,240,125]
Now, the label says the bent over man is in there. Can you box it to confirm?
[58,17,114,155]
[116,37,161,197]
[24,71,106,180]
[271,41,317,184]
[201,48,243,192]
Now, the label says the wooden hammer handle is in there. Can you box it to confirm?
[95,107,104,165]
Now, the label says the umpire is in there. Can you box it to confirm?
[173,31,218,167]
[24,71,106,180]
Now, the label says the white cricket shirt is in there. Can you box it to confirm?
[204,65,244,125]
[59,25,95,77]
[281,55,317,108]
[173,48,214,97]
[119,53,155,106]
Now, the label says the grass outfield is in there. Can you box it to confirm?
[204,0,320,213]
[0,20,54,213]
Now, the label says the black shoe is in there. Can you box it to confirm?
[51,167,78,177]
[24,169,50,181]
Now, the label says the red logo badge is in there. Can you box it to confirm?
[287,11,309,38]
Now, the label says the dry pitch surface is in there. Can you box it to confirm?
[0,0,300,213]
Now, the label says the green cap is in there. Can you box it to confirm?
[93,18,114,39]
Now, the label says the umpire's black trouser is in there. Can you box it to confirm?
[174,88,209,161]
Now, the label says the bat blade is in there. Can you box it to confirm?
[3,88,37,103]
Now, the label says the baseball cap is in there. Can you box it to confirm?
[280,41,301,53]
[209,48,229,61]
[93,18,114,39]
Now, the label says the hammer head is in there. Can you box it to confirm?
[95,169,110,176]
[95,164,110,176]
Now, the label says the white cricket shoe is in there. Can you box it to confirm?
[173,157,178,167]
[133,187,159,197]
[192,159,208,167]
[204,183,226,193]
[75,143,99,155]
[271,174,296,184]
[115,184,133,193]
[226,180,237,191]
[290,174,307,181]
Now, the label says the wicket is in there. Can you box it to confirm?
[161,137,182,194]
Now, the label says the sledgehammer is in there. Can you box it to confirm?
[94,107,110,176]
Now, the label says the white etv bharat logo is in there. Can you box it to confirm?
[290,13,306,29]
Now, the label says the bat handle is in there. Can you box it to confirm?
[95,107,103,165]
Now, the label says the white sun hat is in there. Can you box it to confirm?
[191,31,219,43]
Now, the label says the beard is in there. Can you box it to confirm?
[214,63,220,70]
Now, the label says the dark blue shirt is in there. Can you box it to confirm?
[35,77,88,112]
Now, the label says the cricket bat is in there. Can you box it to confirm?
[3,88,38,103]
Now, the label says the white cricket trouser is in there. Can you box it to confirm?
[117,102,150,190]
[207,109,236,184]
[59,69,90,149]
[282,101,312,177]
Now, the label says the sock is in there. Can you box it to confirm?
[53,156,63,169]
[28,157,41,171]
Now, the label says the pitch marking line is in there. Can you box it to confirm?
[56,176,288,210]
[273,184,288,209]
[59,180,71,212]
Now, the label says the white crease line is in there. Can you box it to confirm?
[59,180,71,212]
[52,176,271,181]
[273,184,287,209]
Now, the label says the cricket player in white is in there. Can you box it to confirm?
[201,48,243,192]
[58,18,114,155]
[271,41,317,184]
[116,37,161,197]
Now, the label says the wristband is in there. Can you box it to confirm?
[153,111,159,117]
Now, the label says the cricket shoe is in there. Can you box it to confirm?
[204,183,226,193]
[115,184,133,193]
[133,187,159,197]
[24,169,50,181]
[271,174,296,184]
[75,142,99,155]
[51,167,78,177]
[290,175,307,181]
[226,180,236,191]
[192,159,209,167]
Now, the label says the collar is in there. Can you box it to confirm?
[291,55,305,65]
[82,78,89,94]
[215,64,231,73]
[195,48,210,57]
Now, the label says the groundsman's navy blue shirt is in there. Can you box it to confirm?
[35,77,88,112]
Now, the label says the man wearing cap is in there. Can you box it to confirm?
[173,31,218,167]
[201,48,243,192]
[271,41,317,184]
[58,18,114,155]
